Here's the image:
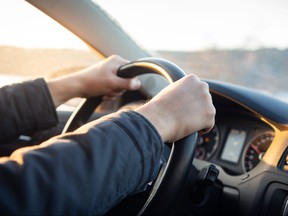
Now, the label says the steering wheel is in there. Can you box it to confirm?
[62,57,198,215]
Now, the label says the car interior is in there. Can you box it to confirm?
[0,0,287,215]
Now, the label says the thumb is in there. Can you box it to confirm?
[128,78,141,90]
[117,77,141,91]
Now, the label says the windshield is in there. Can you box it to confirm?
[95,0,288,103]
[0,0,98,84]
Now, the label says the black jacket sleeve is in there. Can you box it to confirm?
[0,78,58,142]
[0,110,164,215]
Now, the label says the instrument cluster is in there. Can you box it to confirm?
[195,115,274,175]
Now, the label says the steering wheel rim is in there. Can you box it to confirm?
[62,57,198,215]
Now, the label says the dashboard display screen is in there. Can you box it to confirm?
[221,129,246,163]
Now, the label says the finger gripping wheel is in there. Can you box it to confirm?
[62,57,198,216]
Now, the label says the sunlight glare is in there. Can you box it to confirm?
[0,0,88,50]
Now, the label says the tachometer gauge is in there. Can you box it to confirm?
[243,131,274,172]
[196,125,220,160]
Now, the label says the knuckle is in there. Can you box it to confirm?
[185,74,199,83]
[207,99,216,115]
[110,54,119,59]
[199,81,209,91]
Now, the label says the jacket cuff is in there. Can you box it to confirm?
[22,78,58,130]
[106,110,164,187]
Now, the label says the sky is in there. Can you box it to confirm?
[0,0,288,51]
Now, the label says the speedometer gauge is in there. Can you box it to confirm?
[196,125,220,160]
[243,131,274,172]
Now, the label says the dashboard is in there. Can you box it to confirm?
[195,110,274,175]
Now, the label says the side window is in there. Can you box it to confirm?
[0,0,99,84]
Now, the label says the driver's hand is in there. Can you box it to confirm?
[46,55,141,107]
[74,55,141,100]
[136,74,215,143]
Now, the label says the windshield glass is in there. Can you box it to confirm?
[0,0,98,84]
[95,0,288,103]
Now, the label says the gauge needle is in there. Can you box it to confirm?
[251,144,261,155]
